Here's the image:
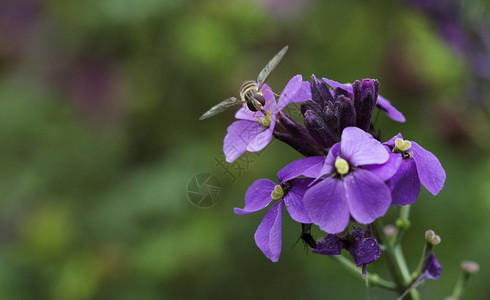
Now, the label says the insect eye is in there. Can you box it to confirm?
[247,101,258,111]
[253,93,266,106]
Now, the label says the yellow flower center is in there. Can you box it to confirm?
[335,157,349,175]
[258,111,272,127]
[271,185,284,200]
[394,138,412,152]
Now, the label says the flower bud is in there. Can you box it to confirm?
[304,110,336,148]
[333,86,350,98]
[461,261,479,274]
[425,229,435,241]
[353,79,379,131]
[274,112,324,157]
[311,75,334,107]
[300,100,323,116]
[335,95,356,130]
[430,235,441,245]
[395,218,411,229]
[323,104,340,140]
[384,224,397,237]
[425,230,441,245]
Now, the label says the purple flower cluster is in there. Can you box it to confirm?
[230,75,446,264]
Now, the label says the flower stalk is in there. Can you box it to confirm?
[393,205,411,246]
[374,218,420,300]
[450,261,480,300]
[330,254,396,290]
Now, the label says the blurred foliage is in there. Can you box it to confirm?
[0,0,489,299]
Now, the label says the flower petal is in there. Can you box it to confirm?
[377,95,406,123]
[411,142,446,195]
[322,77,353,96]
[387,158,421,206]
[277,156,325,182]
[344,169,391,224]
[261,83,278,113]
[235,106,257,121]
[346,228,382,266]
[303,177,350,234]
[312,234,344,255]
[311,75,335,106]
[246,117,274,153]
[363,146,402,182]
[254,201,283,262]
[421,252,442,280]
[234,179,275,215]
[340,127,389,166]
[298,81,312,102]
[277,75,303,110]
[316,142,340,178]
[224,120,260,163]
[283,178,313,223]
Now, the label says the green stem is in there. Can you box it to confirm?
[330,254,396,290]
[394,205,411,246]
[374,219,420,300]
[451,272,470,300]
[410,242,432,283]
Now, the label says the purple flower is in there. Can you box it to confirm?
[398,252,441,300]
[382,134,446,206]
[303,127,392,234]
[234,161,315,262]
[421,252,442,280]
[223,75,308,163]
[313,227,382,275]
[322,77,406,123]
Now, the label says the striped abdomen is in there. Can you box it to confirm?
[239,80,265,111]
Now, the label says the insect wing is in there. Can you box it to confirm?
[256,45,288,89]
[199,97,241,120]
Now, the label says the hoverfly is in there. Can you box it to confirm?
[199,46,288,120]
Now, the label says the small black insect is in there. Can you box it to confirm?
[293,223,317,251]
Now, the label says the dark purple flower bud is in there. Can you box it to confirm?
[353,79,379,131]
[300,100,323,117]
[323,104,341,140]
[334,87,350,98]
[304,110,336,148]
[274,112,324,156]
[335,95,356,130]
[310,75,334,107]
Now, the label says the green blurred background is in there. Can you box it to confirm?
[1,0,489,299]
